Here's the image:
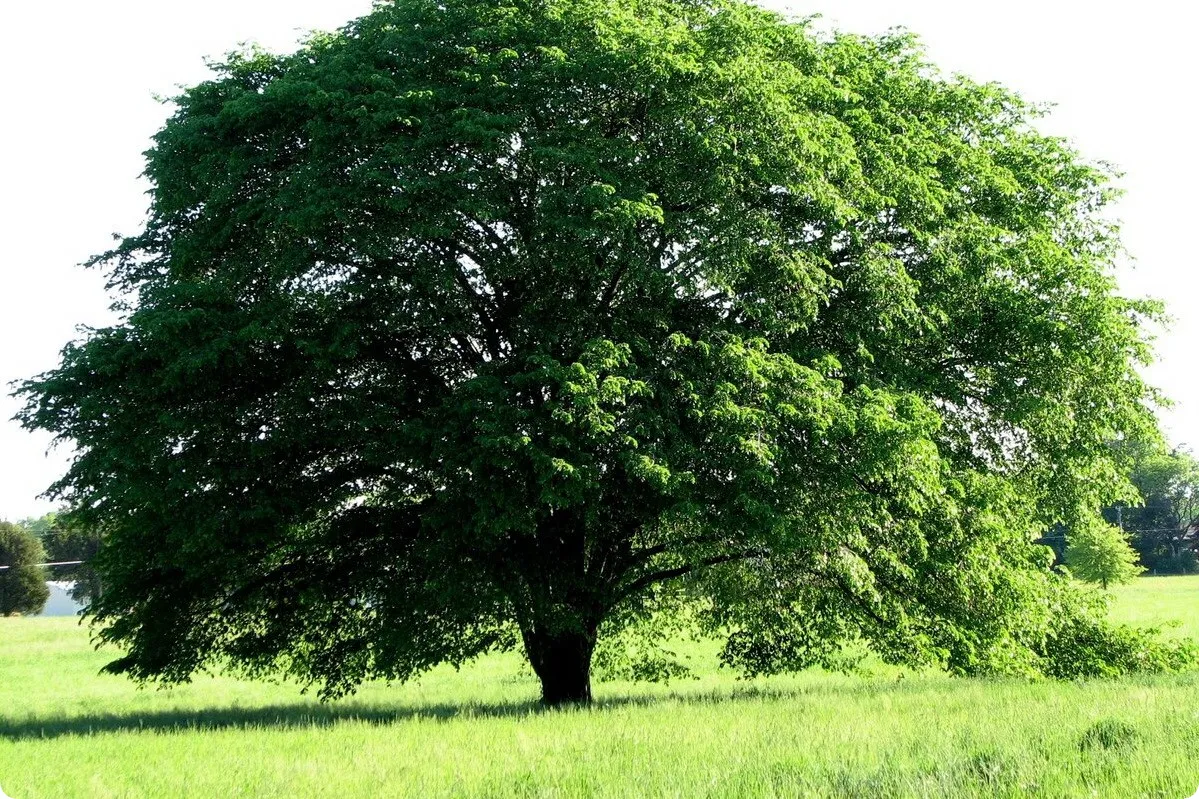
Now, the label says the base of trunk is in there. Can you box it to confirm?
[523,627,596,707]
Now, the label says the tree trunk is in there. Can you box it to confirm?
[522,626,597,707]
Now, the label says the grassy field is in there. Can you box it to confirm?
[1,577,1198,798]
[1108,576,1199,639]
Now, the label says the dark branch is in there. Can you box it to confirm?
[612,548,768,604]
[620,534,731,569]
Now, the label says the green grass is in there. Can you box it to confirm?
[2,578,1198,798]
[1107,575,1199,639]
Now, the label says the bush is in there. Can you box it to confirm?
[1039,615,1199,679]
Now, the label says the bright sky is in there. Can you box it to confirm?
[1,1,1195,520]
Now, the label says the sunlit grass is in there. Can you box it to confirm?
[1,577,1197,798]
[1107,575,1199,639]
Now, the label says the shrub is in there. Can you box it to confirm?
[1039,615,1199,679]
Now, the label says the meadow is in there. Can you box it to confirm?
[1,577,1197,798]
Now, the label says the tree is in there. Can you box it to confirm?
[17,0,1175,704]
[40,517,105,605]
[17,512,58,539]
[1106,448,1199,574]
[1065,520,1144,589]
[0,522,50,616]
[16,511,104,604]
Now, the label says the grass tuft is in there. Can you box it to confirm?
[1078,718,1139,751]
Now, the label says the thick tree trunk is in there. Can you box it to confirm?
[522,626,597,707]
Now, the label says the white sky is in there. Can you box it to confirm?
[1,1,1195,520]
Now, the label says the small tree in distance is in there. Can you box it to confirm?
[0,522,50,616]
[16,0,1191,703]
[1066,521,1144,590]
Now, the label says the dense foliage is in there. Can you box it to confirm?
[0,521,50,616]
[17,0,1184,702]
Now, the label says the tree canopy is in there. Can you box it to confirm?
[1064,519,1143,590]
[0,521,50,616]
[17,0,1184,703]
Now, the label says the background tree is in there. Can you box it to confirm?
[17,512,58,539]
[1065,520,1144,589]
[0,521,50,616]
[17,0,1187,704]
[41,518,104,604]
[17,512,104,603]
[1105,448,1199,574]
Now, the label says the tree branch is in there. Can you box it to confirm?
[451,265,503,359]
[612,548,767,604]
[806,566,892,629]
[620,534,731,569]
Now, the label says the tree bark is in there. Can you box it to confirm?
[522,625,597,706]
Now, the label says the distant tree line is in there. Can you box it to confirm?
[15,512,104,605]
[1025,443,1196,589]
[1,510,104,616]
[0,511,104,615]
[1100,446,1199,575]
